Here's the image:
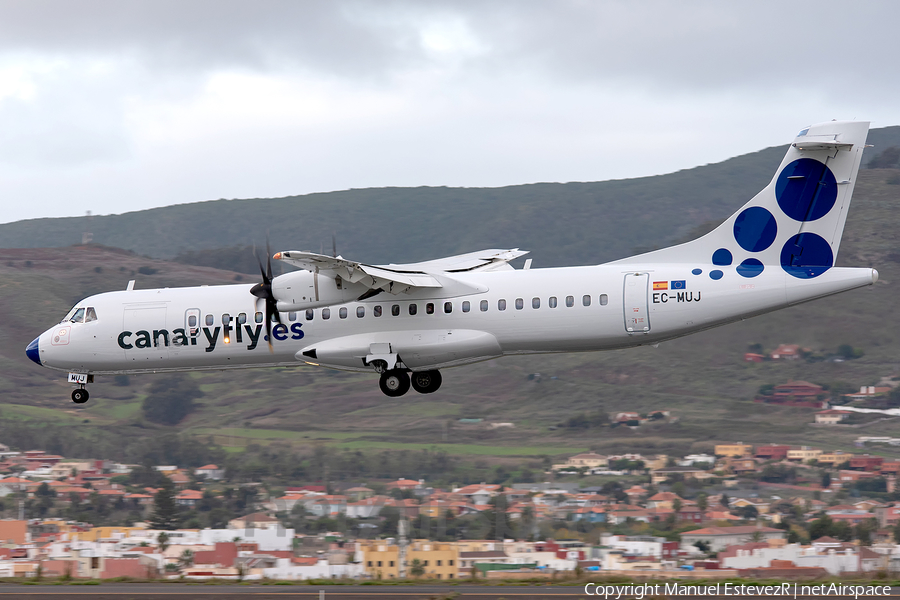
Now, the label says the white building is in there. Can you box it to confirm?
[720,543,861,575]
[262,558,363,580]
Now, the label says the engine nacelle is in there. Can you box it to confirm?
[272,270,368,311]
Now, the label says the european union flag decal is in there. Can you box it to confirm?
[671,280,686,290]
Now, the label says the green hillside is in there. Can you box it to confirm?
[2,126,899,268]
[0,132,899,469]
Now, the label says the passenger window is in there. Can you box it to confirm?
[532,297,540,309]
[480,300,488,312]
[498,299,507,311]
[322,308,331,320]
[392,304,400,317]
[85,307,98,322]
[549,296,557,309]
[254,312,263,324]
[374,305,382,317]
[357,306,365,318]
[462,301,470,313]
[426,303,434,315]
[566,296,574,308]
[305,309,314,321]
[583,295,591,306]
[409,304,417,316]
[339,307,348,319]
[288,311,297,321]
[600,294,609,306]
[206,314,214,326]
[515,298,524,310]
[188,315,198,328]
[238,313,247,325]
[444,301,452,313]
[222,313,231,325]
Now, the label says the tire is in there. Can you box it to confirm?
[379,370,410,397]
[72,389,89,404]
[411,370,442,394]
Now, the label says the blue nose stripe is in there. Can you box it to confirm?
[25,337,41,366]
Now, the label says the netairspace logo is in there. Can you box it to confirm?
[583,583,893,598]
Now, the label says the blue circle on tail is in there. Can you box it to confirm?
[775,158,838,222]
[780,233,833,278]
[733,207,777,252]
[737,258,764,278]
[712,248,732,266]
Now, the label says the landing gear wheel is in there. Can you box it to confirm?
[411,370,442,394]
[71,388,89,404]
[379,370,410,397]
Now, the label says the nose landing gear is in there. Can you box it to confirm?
[67,372,93,404]
[71,388,90,404]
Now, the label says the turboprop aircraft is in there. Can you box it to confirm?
[26,120,878,403]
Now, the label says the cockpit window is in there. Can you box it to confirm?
[70,308,85,323]
[85,307,98,322]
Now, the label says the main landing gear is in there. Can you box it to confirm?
[378,369,442,397]
[72,388,90,404]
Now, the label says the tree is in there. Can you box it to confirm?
[157,531,170,553]
[720,493,730,508]
[178,549,194,568]
[696,494,708,512]
[149,477,179,530]
[141,374,203,425]
[672,498,683,515]
[821,472,832,489]
[409,558,425,578]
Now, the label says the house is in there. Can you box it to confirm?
[344,487,374,502]
[552,452,608,471]
[624,485,647,502]
[646,492,683,510]
[773,380,824,398]
[175,489,204,507]
[849,454,884,471]
[817,451,854,466]
[715,443,753,458]
[755,445,791,461]
[649,466,711,485]
[681,525,785,552]
[815,410,852,425]
[385,479,421,491]
[845,386,893,401]
[874,505,900,528]
[770,344,801,360]
[725,457,758,474]
[194,464,224,480]
[614,412,641,424]
[786,447,822,462]
[228,512,281,530]
[730,497,770,514]
[454,484,501,505]
[744,353,765,363]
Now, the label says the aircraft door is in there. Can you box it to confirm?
[123,305,169,362]
[623,273,650,333]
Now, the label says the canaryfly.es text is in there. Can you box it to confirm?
[583,583,892,598]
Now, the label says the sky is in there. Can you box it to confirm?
[1,0,898,224]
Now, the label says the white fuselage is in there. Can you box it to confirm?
[32,262,877,375]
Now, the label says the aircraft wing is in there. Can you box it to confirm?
[382,248,529,273]
[273,248,527,295]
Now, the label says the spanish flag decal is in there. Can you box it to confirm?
[653,281,668,290]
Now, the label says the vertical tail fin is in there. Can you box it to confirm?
[611,120,870,280]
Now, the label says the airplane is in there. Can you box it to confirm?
[26,120,878,403]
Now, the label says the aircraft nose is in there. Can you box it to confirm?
[25,336,41,366]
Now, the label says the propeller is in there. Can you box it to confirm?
[249,238,282,353]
